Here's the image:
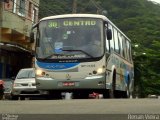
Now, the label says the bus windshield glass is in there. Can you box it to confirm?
[36,18,104,60]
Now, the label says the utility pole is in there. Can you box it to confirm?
[72,0,77,14]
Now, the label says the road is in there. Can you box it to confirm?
[0,99,160,120]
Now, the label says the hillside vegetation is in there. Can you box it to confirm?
[39,0,160,97]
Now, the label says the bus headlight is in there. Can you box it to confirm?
[36,69,45,76]
[97,68,103,74]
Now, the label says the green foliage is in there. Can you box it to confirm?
[39,0,160,97]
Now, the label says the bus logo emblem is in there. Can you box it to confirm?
[66,74,71,80]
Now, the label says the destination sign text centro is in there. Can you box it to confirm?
[48,20,96,28]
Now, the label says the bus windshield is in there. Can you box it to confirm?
[36,18,104,60]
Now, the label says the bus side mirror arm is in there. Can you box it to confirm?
[30,23,39,43]
[106,29,112,40]
[30,32,34,43]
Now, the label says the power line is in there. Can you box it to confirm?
[40,5,57,15]
[90,0,104,14]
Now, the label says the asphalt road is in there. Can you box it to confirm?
[0,99,160,120]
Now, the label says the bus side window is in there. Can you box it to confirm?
[129,43,133,62]
[105,26,110,52]
[118,33,124,57]
[127,40,132,62]
[108,24,114,53]
[122,38,128,60]
[106,34,110,52]
[113,28,120,54]
[125,39,130,60]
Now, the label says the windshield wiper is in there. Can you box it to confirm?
[41,53,63,60]
[61,49,94,58]
[17,77,28,79]
[41,49,93,60]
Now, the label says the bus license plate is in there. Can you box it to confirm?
[63,82,75,86]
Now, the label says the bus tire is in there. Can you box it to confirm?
[109,70,116,98]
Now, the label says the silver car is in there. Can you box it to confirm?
[11,68,41,100]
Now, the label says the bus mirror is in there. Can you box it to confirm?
[107,29,112,40]
[30,32,35,43]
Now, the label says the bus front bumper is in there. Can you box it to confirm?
[36,75,106,90]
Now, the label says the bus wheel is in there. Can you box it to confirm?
[109,89,115,98]
[109,71,116,98]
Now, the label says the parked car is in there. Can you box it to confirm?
[148,94,158,99]
[11,68,42,100]
[0,80,4,100]
[1,78,14,100]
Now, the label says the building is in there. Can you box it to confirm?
[0,0,39,78]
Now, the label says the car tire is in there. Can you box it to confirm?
[20,96,25,100]
[11,95,19,100]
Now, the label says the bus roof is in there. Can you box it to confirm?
[40,14,108,21]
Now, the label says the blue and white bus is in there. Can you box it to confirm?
[30,14,134,98]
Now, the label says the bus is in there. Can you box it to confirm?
[30,14,134,98]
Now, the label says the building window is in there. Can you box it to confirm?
[32,7,38,23]
[13,0,17,13]
[18,0,25,16]
[28,2,32,18]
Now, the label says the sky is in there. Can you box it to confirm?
[148,0,160,4]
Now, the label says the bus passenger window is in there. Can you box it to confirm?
[108,24,114,52]
[105,28,110,52]
[125,39,129,60]
[127,40,131,61]
[122,38,127,59]
[113,28,120,54]
[118,33,124,57]
[129,43,132,62]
